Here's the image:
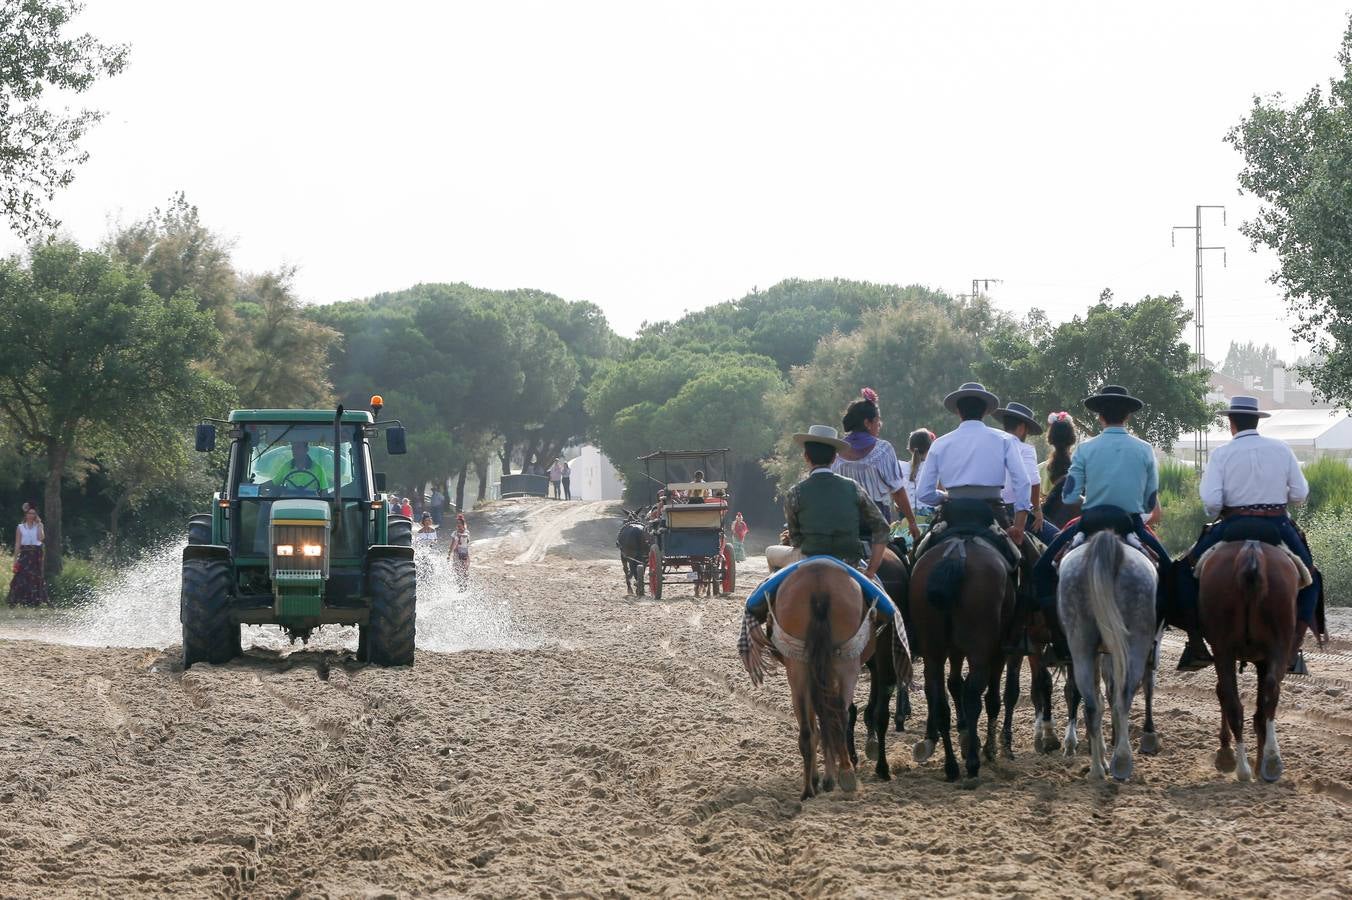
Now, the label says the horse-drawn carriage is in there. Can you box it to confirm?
[638,449,736,600]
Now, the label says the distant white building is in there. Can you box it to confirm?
[1182,407,1352,464]
[567,444,625,501]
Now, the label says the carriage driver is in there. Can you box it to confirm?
[1031,386,1182,665]
[1174,395,1325,670]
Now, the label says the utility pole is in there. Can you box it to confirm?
[1172,205,1227,471]
[971,277,1001,299]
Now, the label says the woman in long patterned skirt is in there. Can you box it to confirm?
[8,506,48,608]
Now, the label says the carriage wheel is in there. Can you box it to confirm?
[722,544,736,594]
[648,548,663,600]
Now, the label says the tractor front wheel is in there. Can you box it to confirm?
[387,516,413,548]
[187,513,212,546]
[181,558,238,668]
[366,557,416,666]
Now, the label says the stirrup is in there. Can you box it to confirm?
[1176,640,1213,672]
[1289,651,1309,676]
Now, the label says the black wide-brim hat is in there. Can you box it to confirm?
[994,401,1043,435]
[943,382,999,416]
[1084,384,1144,415]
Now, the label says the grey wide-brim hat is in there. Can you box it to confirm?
[1221,395,1271,419]
[943,382,999,416]
[994,401,1043,435]
[791,424,849,452]
[1084,384,1144,415]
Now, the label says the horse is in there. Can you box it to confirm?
[908,528,1014,781]
[1198,539,1302,782]
[848,546,910,781]
[768,561,875,799]
[616,510,652,596]
[1057,528,1157,781]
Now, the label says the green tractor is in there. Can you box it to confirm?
[181,397,416,667]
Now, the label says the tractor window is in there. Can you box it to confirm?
[234,424,362,499]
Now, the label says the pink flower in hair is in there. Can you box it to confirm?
[861,387,879,404]
[1047,411,1071,425]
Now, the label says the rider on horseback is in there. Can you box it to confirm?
[740,425,896,680]
[912,383,1033,648]
[1174,395,1325,670]
[1032,385,1177,665]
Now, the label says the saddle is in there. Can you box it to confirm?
[1194,539,1313,589]
[913,499,1019,573]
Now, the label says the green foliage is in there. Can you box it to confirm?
[0,1,128,235]
[1220,341,1286,380]
[1300,511,1352,606]
[1155,461,1209,557]
[46,555,105,607]
[1229,16,1352,406]
[977,292,1214,450]
[1296,458,1352,520]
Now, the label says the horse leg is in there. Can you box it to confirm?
[947,655,966,756]
[1063,662,1082,757]
[1214,653,1248,779]
[864,658,881,761]
[1031,655,1059,753]
[1140,632,1162,756]
[963,658,988,778]
[791,669,816,800]
[1256,659,1285,783]
[1001,654,1020,758]
[848,703,859,767]
[871,649,895,780]
[984,657,1003,762]
[1110,646,1148,782]
[1071,651,1104,779]
[937,663,960,782]
[837,662,862,793]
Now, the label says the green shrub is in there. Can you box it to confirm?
[46,556,107,608]
[1300,511,1352,607]
[1298,458,1352,520]
[1157,492,1209,558]
[1157,459,1198,502]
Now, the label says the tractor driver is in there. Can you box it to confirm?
[271,440,331,493]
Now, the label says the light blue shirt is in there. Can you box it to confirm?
[916,420,1032,512]
[1062,426,1158,515]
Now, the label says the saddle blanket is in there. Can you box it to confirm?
[745,555,896,617]
[1055,530,1154,569]
[1194,539,1313,589]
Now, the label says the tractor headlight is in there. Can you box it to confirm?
[276,544,295,556]
[302,544,323,557]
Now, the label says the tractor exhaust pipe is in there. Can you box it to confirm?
[333,404,344,537]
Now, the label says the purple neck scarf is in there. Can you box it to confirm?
[843,430,877,456]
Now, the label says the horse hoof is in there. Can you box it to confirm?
[800,788,814,801]
[893,718,906,733]
[983,745,996,763]
[1261,755,1284,783]
[1215,747,1237,773]
[913,739,935,763]
[865,736,879,761]
[821,776,835,793]
[1002,745,1015,761]
[1140,732,1160,756]
[944,761,961,782]
[1063,741,1078,758]
[839,769,858,793]
[1033,733,1046,754]
[876,762,891,781]
[1111,754,1133,783]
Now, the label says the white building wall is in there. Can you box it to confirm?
[568,445,625,501]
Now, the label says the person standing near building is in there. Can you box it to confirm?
[548,458,564,499]
[561,458,572,501]
[8,506,48,608]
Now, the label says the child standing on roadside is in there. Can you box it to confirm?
[447,514,471,588]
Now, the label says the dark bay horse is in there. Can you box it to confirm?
[616,510,651,596]
[848,547,910,781]
[1199,539,1301,782]
[770,562,874,799]
[909,535,1013,781]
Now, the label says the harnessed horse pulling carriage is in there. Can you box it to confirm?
[640,449,736,600]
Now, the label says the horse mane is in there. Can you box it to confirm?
[805,589,848,768]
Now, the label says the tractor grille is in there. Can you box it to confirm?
[269,523,329,579]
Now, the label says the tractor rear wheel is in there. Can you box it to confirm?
[187,513,212,546]
[181,558,238,667]
[388,516,413,547]
[367,557,416,666]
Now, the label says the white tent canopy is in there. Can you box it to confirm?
[1187,408,1352,459]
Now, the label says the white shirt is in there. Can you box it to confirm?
[916,420,1033,511]
[1002,441,1040,505]
[1199,430,1308,518]
[17,522,41,546]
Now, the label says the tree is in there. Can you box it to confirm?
[1229,16,1352,404]
[0,1,128,235]
[0,242,225,573]
[1220,341,1286,381]
[977,293,1213,450]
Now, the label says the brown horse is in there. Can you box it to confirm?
[908,535,1014,781]
[1199,539,1301,782]
[770,561,874,799]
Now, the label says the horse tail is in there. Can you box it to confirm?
[1084,530,1129,694]
[805,590,846,765]
[1239,540,1267,599]
[926,543,965,612]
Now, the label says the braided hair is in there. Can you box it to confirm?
[1046,412,1077,484]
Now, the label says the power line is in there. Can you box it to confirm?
[1172,205,1227,471]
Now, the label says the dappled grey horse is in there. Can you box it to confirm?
[1057,529,1157,782]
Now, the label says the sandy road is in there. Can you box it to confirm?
[1,499,1350,898]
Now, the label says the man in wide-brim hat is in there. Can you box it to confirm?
[916,382,1032,542]
[995,401,1054,540]
[1031,384,1176,665]
[739,425,898,681]
[1176,395,1325,671]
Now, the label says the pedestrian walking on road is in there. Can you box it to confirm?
[731,511,749,562]
[447,514,471,588]
[430,489,446,525]
[561,459,572,501]
[8,506,48,608]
